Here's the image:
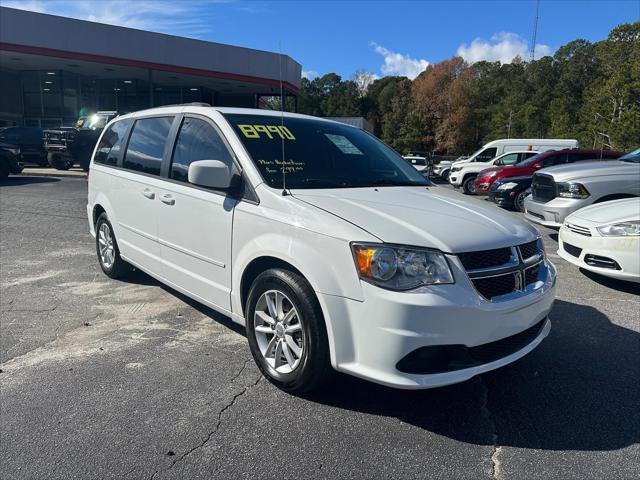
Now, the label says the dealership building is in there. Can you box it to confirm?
[0,7,301,128]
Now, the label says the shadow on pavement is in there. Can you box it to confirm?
[579,268,640,295]
[115,267,639,452]
[0,176,60,186]
[300,299,639,452]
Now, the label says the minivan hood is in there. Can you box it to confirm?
[540,160,640,181]
[292,187,539,253]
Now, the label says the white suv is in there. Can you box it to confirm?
[87,105,557,392]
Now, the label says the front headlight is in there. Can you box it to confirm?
[557,182,590,199]
[597,221,640,236]
[497,182,518,191]
[451,167,461,173]
[484,171,498,178]
[351,243,454,290]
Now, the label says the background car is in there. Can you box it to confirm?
[403,155,432,176]
[474,149,624,194]
[0,142,24,178]
[558,197,639,283]
[525,147,640,228]
[0,126,47,166]
[449,150,538,194]
[488,176,533,212]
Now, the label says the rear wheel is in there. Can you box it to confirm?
[462,175,478,194]
[95,213,132,279]
[246,268,333,393]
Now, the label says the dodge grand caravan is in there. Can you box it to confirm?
[87,105,557,392]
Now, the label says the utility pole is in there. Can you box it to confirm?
[529,0,540,62]
[507,110,513,139]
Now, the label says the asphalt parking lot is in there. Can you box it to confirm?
[1,175,638,480]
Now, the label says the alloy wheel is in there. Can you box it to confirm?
[98,223,115,269]
[253,290,304,373]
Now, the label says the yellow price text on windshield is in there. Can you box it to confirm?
[238,124,295,140]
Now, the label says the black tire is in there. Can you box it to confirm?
[441,170,450,182]
[95,213,132,279]
[246,268,333,393]
[48,152,73,170]
[462,175,478,194]
[514,190,529,212]
[0,160,9,179]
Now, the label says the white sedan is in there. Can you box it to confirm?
[558,198,640,282]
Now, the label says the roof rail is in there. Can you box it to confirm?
[162,102,212,107]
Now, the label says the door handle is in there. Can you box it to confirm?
[160,194,175,205]
[142,189,155,200]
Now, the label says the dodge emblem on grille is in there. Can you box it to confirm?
[514,271,524,291]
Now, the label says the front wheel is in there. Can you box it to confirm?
[514,190,529,212]
[441,170,450,182]
[246,269,333,393]
[48,152,73,170]
[462,175,478,194]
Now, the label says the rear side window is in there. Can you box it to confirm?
[170,117,234,183]
[123,117,173,175]
[94,119,133,166]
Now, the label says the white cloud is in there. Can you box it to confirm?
[1,0,223,38]
[370,42,429,79]
[457,32,552,64]
[302,70,319,80]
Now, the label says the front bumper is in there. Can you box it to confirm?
[488,190,513,207]
[524,197,588,228]
[558,226,640,282]
[318,258,557,389]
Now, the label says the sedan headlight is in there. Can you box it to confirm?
[557,182,590,199]
[497,182,518,191]
[351,243,454,290]
[597,221,640,236]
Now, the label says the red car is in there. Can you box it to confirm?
[474,149,624,194]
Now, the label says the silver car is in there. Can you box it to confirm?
[524,148,640,228]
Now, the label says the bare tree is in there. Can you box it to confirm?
[352,69,378,97]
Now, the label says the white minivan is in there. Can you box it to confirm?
[434,138,579,181]
[88,105,557,392]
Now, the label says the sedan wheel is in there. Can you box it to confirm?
[515,190,529,212]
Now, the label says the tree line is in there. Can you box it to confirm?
[298,21,639,155]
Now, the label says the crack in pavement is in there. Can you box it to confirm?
[149,373,263,480]
[479,377,502,480]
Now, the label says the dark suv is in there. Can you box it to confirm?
[0,142,24,178]
[0,127,47,166]
[44,111,118,171]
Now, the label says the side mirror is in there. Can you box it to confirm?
[188,160,235,190]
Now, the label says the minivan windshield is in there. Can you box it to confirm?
[619,147,640,163]
[225,114,429,189]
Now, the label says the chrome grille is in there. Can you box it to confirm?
[458,239,546,301]
[565,222,592,236]
[532,174,556,202]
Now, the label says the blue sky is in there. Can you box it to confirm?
[6,0,639,80]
